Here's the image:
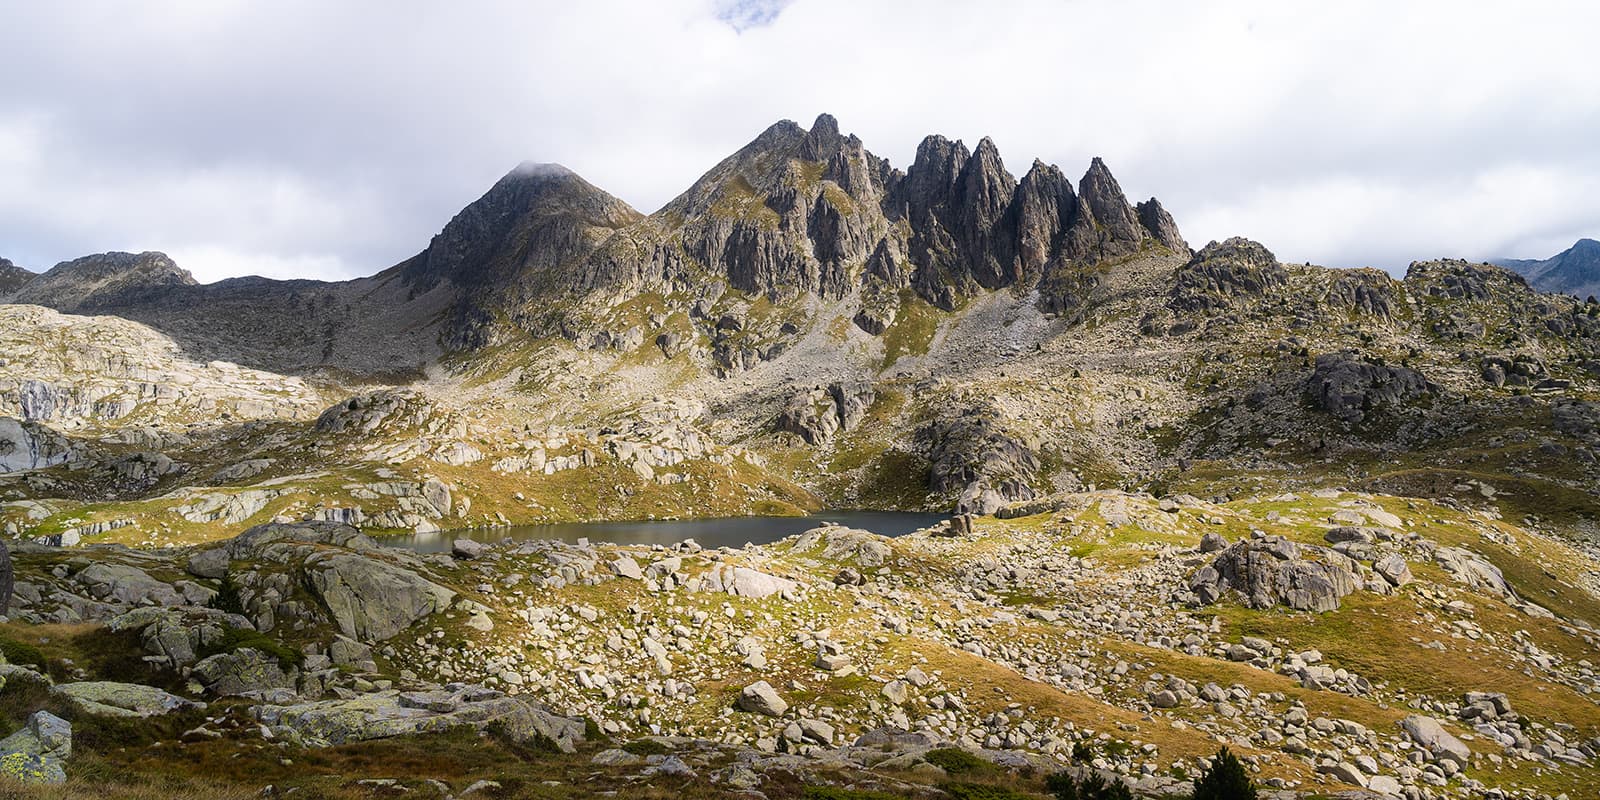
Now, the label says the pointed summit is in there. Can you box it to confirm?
[800,113,843,161]
[400,162,640,294]
[1078,157,1145,245]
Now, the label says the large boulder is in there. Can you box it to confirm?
[1306,351,1434,424]
[54,681,201,718]
[254,685,585,751]
[73,562,184,606]
[698,565,798,600]
[305,553,455,642]
[1190,537,1362,612]
[0,710,71,784]
[192,647,298,698]
[1400,715,1472,765]
[736,681,789,717]
[789,525,892,568]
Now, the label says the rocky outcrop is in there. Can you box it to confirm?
[925,407,1041,515]
[106,606,253,668]
[1322,269,1401,321]
[54,681,201,718]
[1306,351,1435,424]
[1189,536,1362,612]
[776,381,875,445]
[192,647,298,697]
[255,684,586,751]
[0,257,33,297]
[1169,238,1287,315]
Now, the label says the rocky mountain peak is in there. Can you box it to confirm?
[800,113,843,161]
[399,162,641,294]
[9,251,198,313]
[1078,157,1145,245]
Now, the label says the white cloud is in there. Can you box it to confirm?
[0,0,1596,281]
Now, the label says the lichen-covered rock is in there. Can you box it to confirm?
[1190,537,1362,612]
[698,566,797,600]
[788,525,892,568]
[254,685,585,751]
[192,647,297,698]
[74,562,184,606]
[0,710,71,784]
[54,681,201,718]
[106,606,251,668]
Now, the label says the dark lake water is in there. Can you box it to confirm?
[381,510,947,553]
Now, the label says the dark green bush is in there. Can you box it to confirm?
[1191,747,1257,800]
[197,627,302,670]
[1047,770,1133,800]
[621,738,670,756]
[923,747,992,775]
[940,782,1033,800]
[0,638,46,670]
[802,786,909,800]
[207,571,245,615]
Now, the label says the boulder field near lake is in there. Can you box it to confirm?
[0,115,1596,799]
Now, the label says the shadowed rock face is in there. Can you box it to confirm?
[0,258,34,298]
[1306,351,1435,424]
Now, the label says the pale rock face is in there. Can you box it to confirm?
[1400,715,1472,765]
[736,681,788,717]
[0,418,74,473]
[254,687,586,751]
[54,681,201,718]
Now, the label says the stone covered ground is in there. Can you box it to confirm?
[0,488,1594,799]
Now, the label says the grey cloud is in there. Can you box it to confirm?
[1,0,1595,282]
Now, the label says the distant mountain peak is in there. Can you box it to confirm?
[9,251,197,312]
[1496,237,1600,299]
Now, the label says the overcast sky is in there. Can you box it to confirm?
[2,0,1597,283]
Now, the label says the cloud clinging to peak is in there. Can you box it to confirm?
[1,0,1596,283]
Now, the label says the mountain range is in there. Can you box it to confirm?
[1,114,1599,799]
